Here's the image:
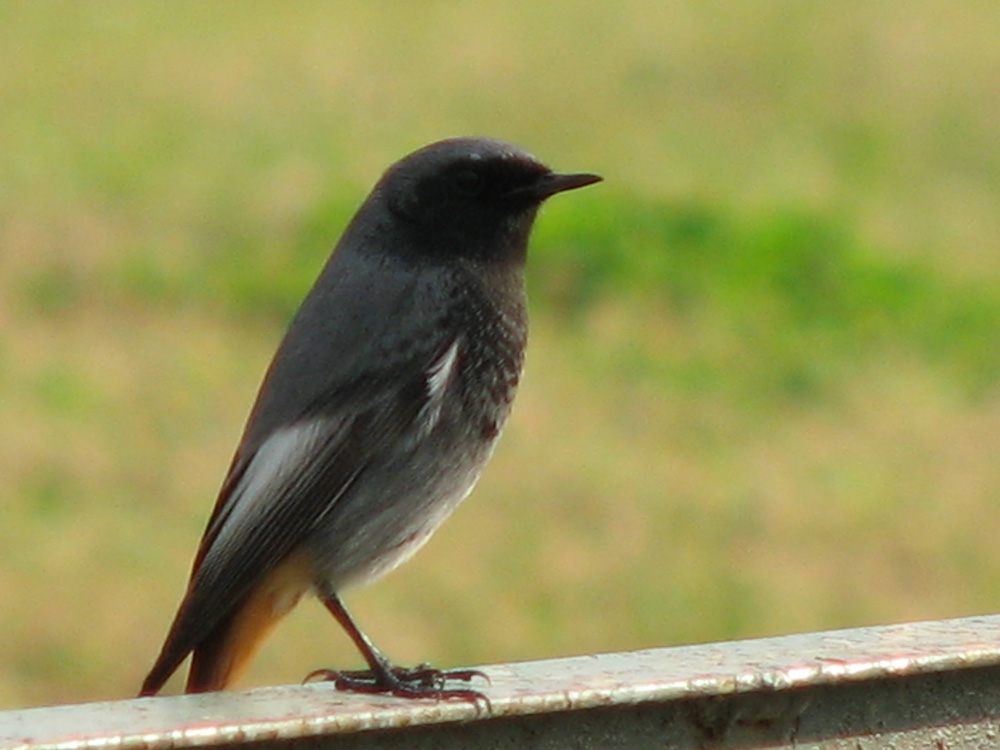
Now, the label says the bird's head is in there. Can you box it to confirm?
[373,137,601,263]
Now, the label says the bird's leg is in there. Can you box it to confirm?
[306,591,489,704]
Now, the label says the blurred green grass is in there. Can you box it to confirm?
[3,0,1000,709]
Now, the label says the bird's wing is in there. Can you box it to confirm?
[192,255,461,571]
[141,256,467,694]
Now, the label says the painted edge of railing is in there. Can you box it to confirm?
[2,614,1000,750]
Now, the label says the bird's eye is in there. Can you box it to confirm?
[452,169,484,196]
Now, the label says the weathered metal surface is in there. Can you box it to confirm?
[3,614,1000,749]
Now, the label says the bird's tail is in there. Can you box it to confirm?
[140,553,313,695]
[187,554,312,693]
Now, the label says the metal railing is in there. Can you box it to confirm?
[3,614,1000,749]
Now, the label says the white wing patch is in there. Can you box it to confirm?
[427,339,460,400]
[419,339,460,435]
[219,421,327,541]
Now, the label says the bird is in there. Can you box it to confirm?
[138,137,601,700]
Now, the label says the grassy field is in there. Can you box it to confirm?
[3,1,1000,709]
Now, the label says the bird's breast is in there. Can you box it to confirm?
[449,287,526,444]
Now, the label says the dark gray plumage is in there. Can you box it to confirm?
[140,137,601,699]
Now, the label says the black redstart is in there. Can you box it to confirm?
[139,137,601,699]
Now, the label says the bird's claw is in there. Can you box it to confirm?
[305,664,490,706]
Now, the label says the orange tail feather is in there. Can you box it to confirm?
[186,552,313,692]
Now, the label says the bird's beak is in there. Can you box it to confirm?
[531,171,603,199]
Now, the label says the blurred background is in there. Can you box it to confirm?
[3,1,1000,709]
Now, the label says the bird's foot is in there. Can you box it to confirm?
[305,663,490,705]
